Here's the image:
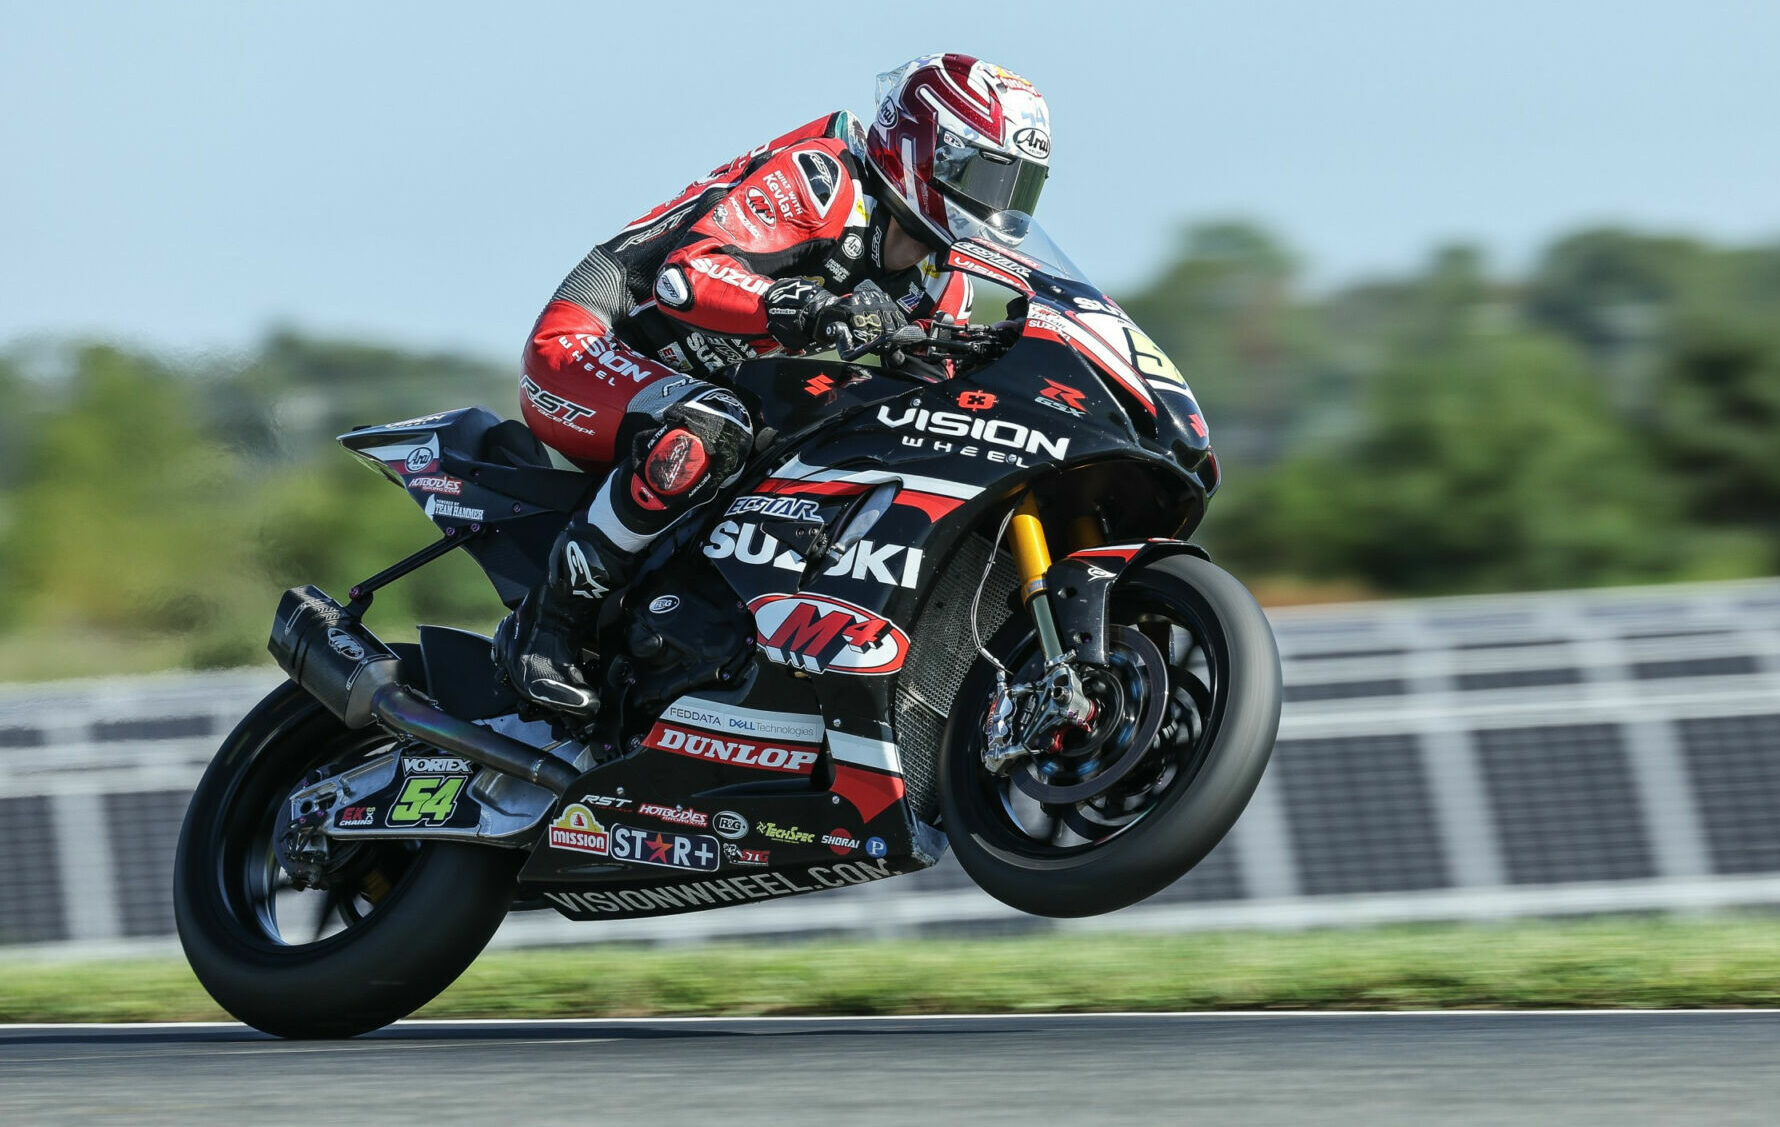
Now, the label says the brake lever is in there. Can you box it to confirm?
[837,334,876,362]
[826,322,862,360]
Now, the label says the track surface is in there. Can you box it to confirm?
[3,1013,1777,1125]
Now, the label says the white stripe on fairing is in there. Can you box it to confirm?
[826,731,903,775]
[1055,318,1155,409]
[772,456,984,501]
[1148,379,1199,400]
[662,697,826,745]
[358,435,438,464]
[587,478,657,552]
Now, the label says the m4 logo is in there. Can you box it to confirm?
[388,776,466,826]
[747,593,909,675]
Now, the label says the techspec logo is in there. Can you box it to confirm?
[747,593,910,675]
[643,722,821,775]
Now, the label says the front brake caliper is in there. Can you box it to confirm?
[982,672,1025,773]
[982,660,1099,774]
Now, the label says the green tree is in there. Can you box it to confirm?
[1119,222,1321,462]
[1215,331,1679,593]
[6,346,266,656]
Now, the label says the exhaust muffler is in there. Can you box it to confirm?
[268,586,579,794]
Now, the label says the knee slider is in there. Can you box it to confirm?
[662,389,753,486]
[635,390,752,503]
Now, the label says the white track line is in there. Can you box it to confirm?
[5,1009,1780,1032]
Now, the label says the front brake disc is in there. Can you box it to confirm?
[1013,625,1168,805]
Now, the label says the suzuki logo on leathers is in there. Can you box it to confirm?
[747,593,910,675]
[704,521,923,589]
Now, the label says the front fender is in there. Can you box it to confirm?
[1045,540,1212,665]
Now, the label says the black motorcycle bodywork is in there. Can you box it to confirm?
[303,236,1223,922]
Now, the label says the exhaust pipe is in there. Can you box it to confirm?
[268,586,580,794]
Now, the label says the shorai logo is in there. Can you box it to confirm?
[747,593,909,675]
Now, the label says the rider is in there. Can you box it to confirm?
[496,53,1053,714]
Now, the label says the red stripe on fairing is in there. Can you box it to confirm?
[1027,320,1160,416]
[1070,546,1142,562]
[894,490,962,519]
[757,478,864,497]
[753,479,962,520]
[830,763,906,822]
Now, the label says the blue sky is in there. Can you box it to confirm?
[3,1,1774,362]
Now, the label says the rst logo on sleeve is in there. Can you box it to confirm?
[747,592,910,675]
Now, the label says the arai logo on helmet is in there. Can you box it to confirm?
[877,100,897,127]
[1012,127,1050,159]
[326,628,366,661]
[404,447,434,474]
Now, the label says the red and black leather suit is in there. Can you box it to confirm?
[519,111,973,553]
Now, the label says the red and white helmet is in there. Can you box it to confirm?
[864,54,1051,247]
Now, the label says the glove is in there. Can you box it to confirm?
[763,278,839,352]
[812,283,909,352]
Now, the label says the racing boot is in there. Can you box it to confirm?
[493,520,629,716]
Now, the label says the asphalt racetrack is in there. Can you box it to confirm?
[3,1012,1777,1125]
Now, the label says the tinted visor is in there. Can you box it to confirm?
[932,135,1047,220]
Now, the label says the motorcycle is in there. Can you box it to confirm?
[175,213,1282,1037]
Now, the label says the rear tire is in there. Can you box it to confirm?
[175,683,522,1038]
[939,554,1281,917]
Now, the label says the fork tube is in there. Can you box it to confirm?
[1010,494,1066,661]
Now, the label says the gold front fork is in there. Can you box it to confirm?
[1010,494,1066,660]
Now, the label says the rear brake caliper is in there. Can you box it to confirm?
[274,768,341,890]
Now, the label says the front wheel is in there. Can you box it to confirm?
[939,553,1281,917]
[174,681,523,1038]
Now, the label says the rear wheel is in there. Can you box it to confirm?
[174,682,522,1038]
[939,553,1281,917]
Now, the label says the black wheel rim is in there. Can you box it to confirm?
[964,579,1228,856]
[211,720,427,951]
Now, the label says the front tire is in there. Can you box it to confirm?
[939,554,1281,917]
[175,682,522,1038]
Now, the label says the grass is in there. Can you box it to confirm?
[4,915,1780,1024]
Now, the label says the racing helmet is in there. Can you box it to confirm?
[864,54,1051,248]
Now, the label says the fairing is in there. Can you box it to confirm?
[336,235,1219,920]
